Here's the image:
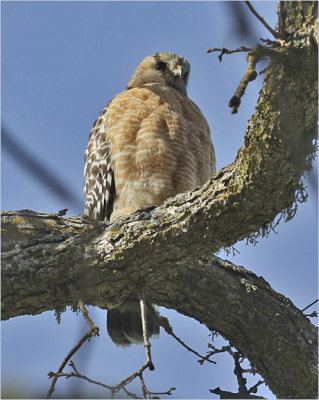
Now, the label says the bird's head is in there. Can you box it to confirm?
[127,52,190,96]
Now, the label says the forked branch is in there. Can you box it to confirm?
[47,301,99,398]
[245,1,282,40]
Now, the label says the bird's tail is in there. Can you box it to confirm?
[107,297,159,347]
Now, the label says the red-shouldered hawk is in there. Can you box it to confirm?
[84,52,216,223]
[84,52,216,347]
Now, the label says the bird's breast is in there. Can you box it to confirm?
[106,87,213,220]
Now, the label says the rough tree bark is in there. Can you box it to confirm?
[1,2,318,399]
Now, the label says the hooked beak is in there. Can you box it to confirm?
[173,64,183,79]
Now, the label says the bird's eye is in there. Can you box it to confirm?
[155,61,167,70]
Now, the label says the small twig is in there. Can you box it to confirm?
[242,367,258,375]
[117,359,150,388]
[245,1,282,40]
[158,315,216,364]
[228,47,259,114]
[278,1,286,41]
[113,363,148,394]
[210,386,265,399]
[301,299,318,313]
[47,330,98,397]
[202,342,239,364]
[207,343,234,356]
[150,387,176,397]
[51,361,114,391]
[79,299,99,331]
[50,362,145,398]
[209,344,265,398]
[228,44,283,114]
[207,46,251,62]
[138,289,155,371]
[57,358,155,398]
[305,311,318,318]
[233,351,248,393]
[47,301,99,398]
[259,37,278,47]
[207,38,287,114]
[101,358,155,397]
[48,299,168,399]
[139,373,151,399]
[122,387,142,399]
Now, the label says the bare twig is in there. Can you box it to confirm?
[301,299,318,313]
[139,374,151,399]
[278,1,286,41]
[210,386,265,399]
[233,351,249,392]
[245,1,282,40]
[158,315,216,365]
[305,311,318,318]
[150,387,176,397]
[259,37,279,47]
[47,301,99,398]
[51,359,150,398]
[48,297,162,398]
[228,44,284,113]
[228,46,259,114]
[59,358,176,399]
[47,330,98,397]
[79,299,97,330]
[260,36,291,49]
[122,387,142,399]
[202,343,238,364]
[209,344,266,398]
[53,360,115,391]
[138,289,155,371]
[208,343,234,355]
[206,46,251,62]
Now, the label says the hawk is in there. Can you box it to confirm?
[84,52,216,346]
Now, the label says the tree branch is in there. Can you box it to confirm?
[245,1,282,40]
[1,2,318,398]
[1,209,317,397]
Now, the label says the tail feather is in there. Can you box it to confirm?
[107,298,159,347]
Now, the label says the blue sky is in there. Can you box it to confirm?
[1,1,318,399]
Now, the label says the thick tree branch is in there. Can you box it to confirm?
[1,2,318,398]
[1,209,318,398]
